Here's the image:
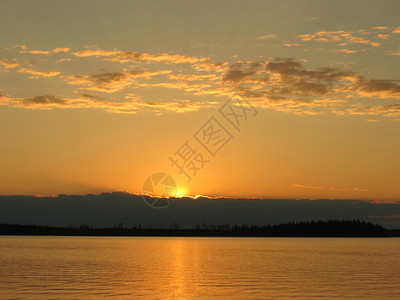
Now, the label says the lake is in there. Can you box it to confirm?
[0,236,399,299]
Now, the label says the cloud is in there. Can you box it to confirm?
[119,51,209,64]
[73,48,209,64]
[257,34,278,39]
[377,34,390,40]
[298,31,344,42]
[52,47,71,53]
[137,81,213,96]
[284,43,300,47]
[20,95,68,106]
[18,67,60,78]
[73,49,118,57]
[168,73,218,82]
[372,26,391,30]
[123,96,217,114]
[15,45,49,55]
[0,93,10,105]
[20,49,51,55]
[260,59,355,97]
[292,184,324,189]
[65,70,168,93]
[339,49,366,54]
[353,77,400,98]
[0,58,25,70]
[15,45,71,55]
[1,193,399,228]
[192,62,229,73]
[7,94,124,112]
[2,95,70,109]
[392,27,400,33]
[56,58,72,63]
[298,30,381,47]
[265,59,353,82]
[223,69,258,83]
[66,72,137,92]
[333,102,400,118]
[235,58,400,100]
[329,187,370,192]
[217,58,400,118]
[2,44,400,118]
[1,57,60,78]
[2,92,217,115]
[293,185,369,192]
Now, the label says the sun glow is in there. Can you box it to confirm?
[175,188,187,198]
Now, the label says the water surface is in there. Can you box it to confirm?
[0,236,399,299]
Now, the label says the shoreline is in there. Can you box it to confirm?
[1,222,399,238]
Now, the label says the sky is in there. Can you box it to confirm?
[0,0,399,202]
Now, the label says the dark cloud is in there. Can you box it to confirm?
[21,95,67,106]
[66,70,167,93]
[278,79,329,95]
[353,78,400,97]
[223,69,258,83]
[217,56,400,109]
[0,193,399,228]
[266,59,354,83]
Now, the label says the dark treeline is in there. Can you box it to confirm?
[1,220,399,237]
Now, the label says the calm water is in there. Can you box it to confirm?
[0,237,399,299]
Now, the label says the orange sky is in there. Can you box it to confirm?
[0,1,399,201]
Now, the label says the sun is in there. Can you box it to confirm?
[175,187,188,198]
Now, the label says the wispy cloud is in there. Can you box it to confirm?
[21,95,68,106]
[256,34,278,40]
[371,26,391,30]
[392,27,400,34]
[18,67,60,78]
[0,58,25,70]
[339,49,366,54]
[298,30,381,47]
[2,45,400,118]
[377,34,390,40]
[292,184,324,189]
[73,48,209,64]
[52,47,71,53]
[15,45,71,55]
[64,70,169,93]
[2,92,218,115]
[73,49,117,57]
[284,43,300,47]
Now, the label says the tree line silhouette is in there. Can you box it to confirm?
[0,220,399,237]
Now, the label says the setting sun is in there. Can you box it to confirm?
[175,187,188,198]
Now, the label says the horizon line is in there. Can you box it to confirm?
[0,190,399,204]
